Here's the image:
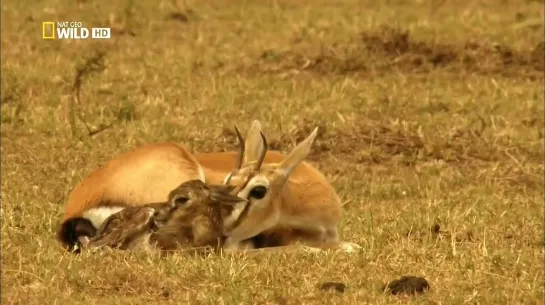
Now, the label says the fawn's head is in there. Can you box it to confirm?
[221,120,318,236]
[154,179,247,231]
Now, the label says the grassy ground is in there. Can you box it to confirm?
[1,0,544,304]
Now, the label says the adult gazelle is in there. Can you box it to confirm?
[57,121,360,253]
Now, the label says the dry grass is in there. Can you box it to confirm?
[1,0,544,304]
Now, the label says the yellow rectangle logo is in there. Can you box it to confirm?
[42,22,55,39]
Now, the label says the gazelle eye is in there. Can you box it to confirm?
[249,186,267,199]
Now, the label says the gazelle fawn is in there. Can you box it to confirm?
[57,120,360,253]
[82,179,246,253]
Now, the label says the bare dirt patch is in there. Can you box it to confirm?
[251,26,544,79]
[221,117,540,166]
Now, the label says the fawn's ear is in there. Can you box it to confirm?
[276,127,318,178]
[243,120,265,165]
[209,184,236,194]
[210,190,247,206]
[170,194,190,207]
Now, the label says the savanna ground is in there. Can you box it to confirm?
[1,0,544,304]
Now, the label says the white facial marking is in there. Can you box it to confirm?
[222,174,270,228]
[222,200,248,232]
[237,175,270,203]
[82,206,125,229]
[221,175,272,237]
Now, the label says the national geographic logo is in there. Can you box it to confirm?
[42,21,55,39]
[42,21,111,40]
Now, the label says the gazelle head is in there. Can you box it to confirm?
[221,120,319,246]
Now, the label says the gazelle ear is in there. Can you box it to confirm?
[243,120,265,165]
[277,127,318,178]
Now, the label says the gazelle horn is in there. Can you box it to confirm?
[254,131,268,171]
[224,125,245,185]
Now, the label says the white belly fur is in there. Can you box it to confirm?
[82,206,125,229]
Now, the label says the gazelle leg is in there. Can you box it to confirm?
[288,227,363,253]
[224,225,362,255]
[250,226,362,254]
[221,244,322,256]
[321,228,363,252]
[222,236,256,251]
[322,228,362,253]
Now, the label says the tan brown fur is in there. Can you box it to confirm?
[62,142,204,222]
